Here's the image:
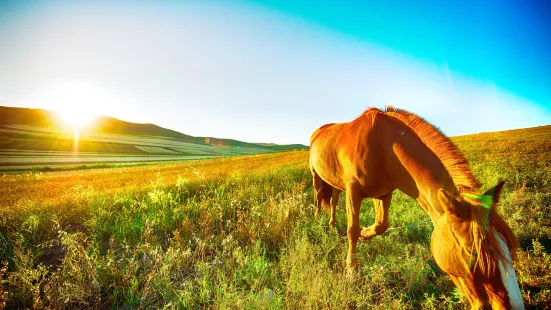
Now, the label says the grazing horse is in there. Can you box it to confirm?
[309,107,523,309]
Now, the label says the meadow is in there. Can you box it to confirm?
[0,123,274,172]
[0,106,306,172]
[0,125,550,309]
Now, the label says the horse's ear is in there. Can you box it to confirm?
[482,181,505,204]
[437,189,456,215]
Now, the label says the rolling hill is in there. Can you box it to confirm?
[0,106,308,171]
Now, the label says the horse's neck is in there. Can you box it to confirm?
[391,135,456,219]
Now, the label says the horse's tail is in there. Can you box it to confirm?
[312,168,332,211]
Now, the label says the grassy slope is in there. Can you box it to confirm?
[0,106,308,170]
[0,126,550,309]
[0,106,293,149]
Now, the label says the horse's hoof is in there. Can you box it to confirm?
[359,227,375,240]
[344,262,362,280]
[346,257,358,270]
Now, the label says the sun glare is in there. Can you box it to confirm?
[56,108,96,152]
[58,109,95,127]
[26,81,118,129]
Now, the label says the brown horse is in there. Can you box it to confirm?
[309,107,523,309]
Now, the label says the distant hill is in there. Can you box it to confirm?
[0,106,308,151]
[90,115,199,141]
[0,106,63,128]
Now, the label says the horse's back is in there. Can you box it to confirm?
[310,109,402,197]
[309,110,388,193]
[310,108,382,146]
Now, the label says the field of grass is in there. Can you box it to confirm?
[0,106,307,171]
[0,125,550,309]
[0,124,304,171]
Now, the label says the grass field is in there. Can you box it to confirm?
[0,125,550,309]
[0,124,304,172]
[0,106,307,172]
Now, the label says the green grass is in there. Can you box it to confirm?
[0,126,550,309]
[0,124,304,171]
[26,161,186,173]
[0,106,308,172]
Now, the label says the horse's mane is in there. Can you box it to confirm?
[381,106,481,192]
[375,106,518,269]
[464,195,519,272]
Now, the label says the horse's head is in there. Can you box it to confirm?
[430,181,524,309]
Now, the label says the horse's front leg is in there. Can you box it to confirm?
[360,192,393,240]
[345,184,362,269]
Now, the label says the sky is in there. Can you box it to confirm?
[0,0,550,145]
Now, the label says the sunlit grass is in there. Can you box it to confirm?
[0,126,550,308]
[0,120,306,172]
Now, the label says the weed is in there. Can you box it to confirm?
[1,126,550,308]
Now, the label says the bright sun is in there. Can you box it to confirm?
[29,81,116,128]
[58,109,94,127]
[58,109,96,127]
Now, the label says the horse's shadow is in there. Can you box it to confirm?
[518,236,551,254]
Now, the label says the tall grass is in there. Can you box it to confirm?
[1,125,550,309]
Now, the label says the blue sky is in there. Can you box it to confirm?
[0,0,550,144]
[260,0,551,105]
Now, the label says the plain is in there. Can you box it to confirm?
[0,125,550,309]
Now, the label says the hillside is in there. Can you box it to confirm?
[0,105,63,128]
[90,115,198,141]
[0,124,549,308]
[0,106,308,171]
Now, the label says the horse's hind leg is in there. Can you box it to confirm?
[312,169,324,217]
[329,188,341,227]
[360,192,393,240]
[312,169,332,217]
